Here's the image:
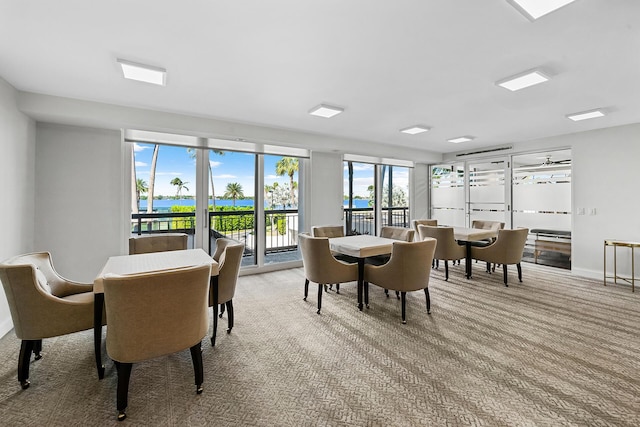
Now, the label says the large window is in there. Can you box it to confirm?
[129,133,307,270]
[131,143,197,248]
[344,160,411,235]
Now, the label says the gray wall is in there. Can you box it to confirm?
[0,78,36,337]
[34,123,124,282]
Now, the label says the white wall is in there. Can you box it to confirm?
[35,123,124,282]
[0,77,36,337]
[306,152,344,231]
[570,124,640,278]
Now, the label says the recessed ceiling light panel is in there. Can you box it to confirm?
[400,125,430,135]
[496,69,549,91]
[309,104,344,118]
[507,0,577,21]
[566,109,605,121]
[448,136,475,144]
[117,59,166,86]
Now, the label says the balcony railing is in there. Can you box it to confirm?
[132,205,408,256]
[344,206,409,234]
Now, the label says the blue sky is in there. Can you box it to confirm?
[133,143,408,198]
[133,143,298,197]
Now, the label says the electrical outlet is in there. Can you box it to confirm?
[577,208,585,215]
[589,208,597,215]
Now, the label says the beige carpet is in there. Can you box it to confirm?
[0,262,639,426]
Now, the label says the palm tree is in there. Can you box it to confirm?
[264,182,279,209]
[170,177,189,201]
[223,182,244,207]
[187,148,224,209]
[136,178,148,211]
[275,157,298,206]
[146,144,159,213]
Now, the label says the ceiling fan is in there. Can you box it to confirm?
[538,155,571,167]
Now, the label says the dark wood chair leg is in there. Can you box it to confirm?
[33,340,42,360]
[384,288,389,297]
[517,263,522,282]
[317,284,322,314]
[18,340,35,389]
[226,300,234,333]
[364,281,369,308]
[503,264,508,287]
[336,283,340,294]
[395,291,400,300]
[211,280,219,346]
[401,292,407,324]
[424,288,431,314]
[115,361,133,421]
[486,262,491,273]
[189,342,204,394]
[303,278,309,301]
[445,260,449,281]
[219,303,225,318]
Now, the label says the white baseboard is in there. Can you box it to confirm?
[571,267,602,280]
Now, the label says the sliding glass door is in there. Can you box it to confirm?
[467,158,508,227]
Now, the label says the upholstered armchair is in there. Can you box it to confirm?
[298,233,358,314]
[418,225,465,281]
[0,252,96,389]
[412,219,438,237]
[209,238,244,346]
[128,233,188,254]
[364,239,437,323]
[371,226,416,297]
[103,264,211,421]
[470,228,529,286]
[311,225,355,292]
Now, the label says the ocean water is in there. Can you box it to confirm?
[138,198,371,211]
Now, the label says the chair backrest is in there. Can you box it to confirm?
[311,225,345,238]
[211,241,244,305]
[103,264,211,363]
[412,219,437,236]
[0,252,94,340]
[298,234,357,285]
[477,228,529,264]
[471,220,505,231]
[418,225,465,260]
[366,239,437,292]
[381,226,415,242]
[128,233,188,255]
[212,237,237,262]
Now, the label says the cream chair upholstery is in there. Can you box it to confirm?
[471,220,505,233]
[0,252,96,389]
[311,225,345,238]
[470,228,529,286]
[298,233,358,314]
[128,233,188,255]
[373,226,416,297]
[418,225,465,281]
[412,219,437,237]
[364,239,437,323]
[209,238,244,346]
[311,225,356,291]
[381,226,415,242]
[103,264,211,421]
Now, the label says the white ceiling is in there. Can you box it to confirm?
[1,0,639,154]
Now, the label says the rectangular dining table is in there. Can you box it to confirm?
[329,235,399,310]
[453,227,498,278]
[92,248,218,379]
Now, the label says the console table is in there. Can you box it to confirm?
[603,240,640,292]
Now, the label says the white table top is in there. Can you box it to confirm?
[93,248,217,294]
[329,235,399,258]
[453,227,498,242]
